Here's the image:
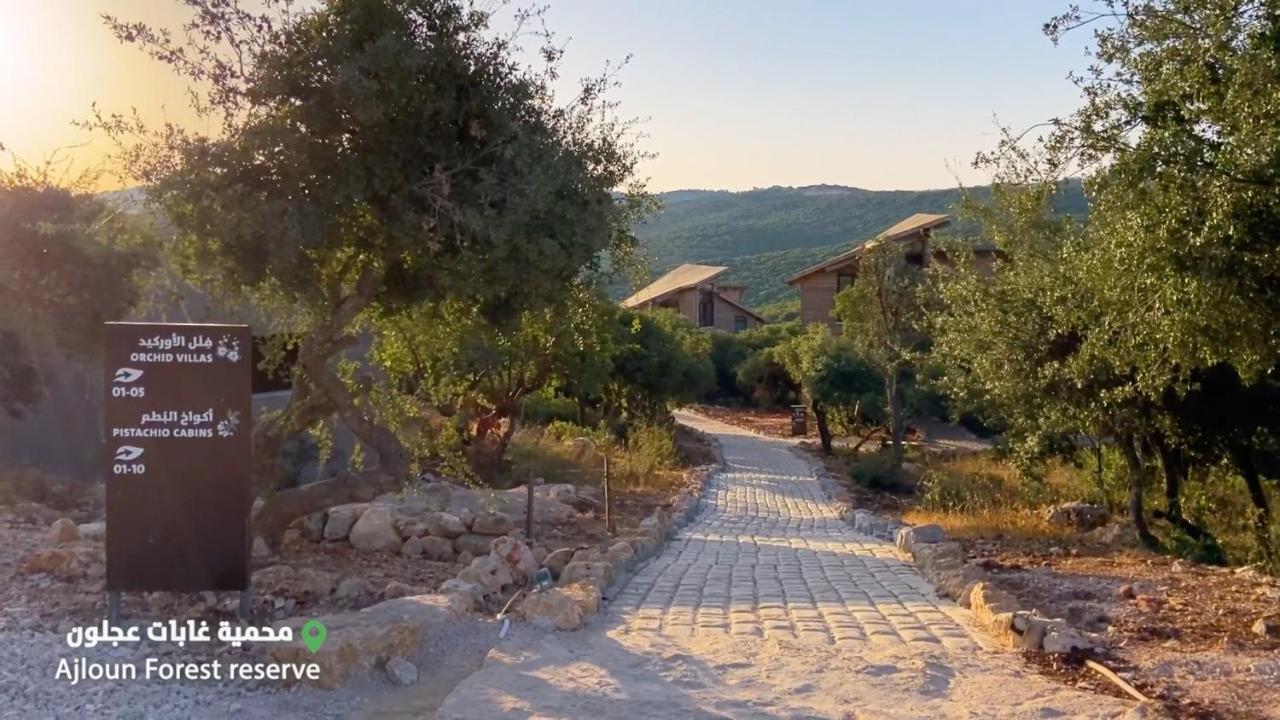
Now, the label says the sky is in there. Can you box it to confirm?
[0,0,1095,192]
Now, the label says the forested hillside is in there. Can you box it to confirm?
[632,181,1087,307]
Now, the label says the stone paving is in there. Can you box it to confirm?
[614,411,977,651]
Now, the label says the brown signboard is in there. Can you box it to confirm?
[104,322,253,592]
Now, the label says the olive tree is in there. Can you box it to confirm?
[92,0,651,542]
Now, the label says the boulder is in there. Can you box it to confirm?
[385,657,419,686]
[537,483,578,504]
[456,509,475,531]
[1044,502,1110,532]
[439,578,482,611]
[400,537,426,558]
[1042,626,1097,654]
[560,560,615,588]
[419,536,456,562]
[453,533,498,557]
[349,507,403,553]
[560,578,602,616]
[519,589,584,631]
[47,518,79,546]
[967,582,1020,641]
[19,543,103,581]
[300,512,328,542]
[393,516,431,540]
[425,512,467,539]
[490,536,539,583]
[324,503,370,541]
[895,524,945,555]
[606,541,636,571]
[616,535,659,561]
[456,555,514,596]
[252,536,273,559]
[381,581,427,600]
[334,576,376,603]
[471,510,515,536]
[1252,616,1280,639]
[252,565,338,602]
[77,521,106,542]
[543,548,576,579]
[268,595,457,689]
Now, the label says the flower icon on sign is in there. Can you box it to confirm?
[215,336,241,363]
[216,410,241,438]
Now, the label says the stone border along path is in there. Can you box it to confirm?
[435,410,1134,719]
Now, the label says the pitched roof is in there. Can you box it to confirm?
[787,213,950,284]
[716,291,766,323]
[621,263,729,308]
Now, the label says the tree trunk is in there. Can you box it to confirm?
[885,366,905,467]
[252,468,400,546]
[1119,435,1161,551]
[1237,451,1276,565]
[813,401,833,455]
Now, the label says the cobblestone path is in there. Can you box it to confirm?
[613,412,976,651]
[436,411,1131,719]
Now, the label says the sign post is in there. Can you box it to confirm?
[103,322,253,616]
[790,405,808,437]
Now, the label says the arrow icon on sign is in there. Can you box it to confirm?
[114,446,144,462]
[113,368,144,384]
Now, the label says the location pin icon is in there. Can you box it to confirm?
[301,619,327,654]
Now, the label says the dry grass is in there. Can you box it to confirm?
[901,507,1082,542]
[503,424,692,493]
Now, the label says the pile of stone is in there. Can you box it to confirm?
[1043,501,1110,532]
[513,479,707,632]
[303,480,597,560]
[894,522,1099,654]
[18,516,106,582]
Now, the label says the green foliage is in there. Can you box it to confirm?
[520,392,580,426]
[608,308,715,422]
[628,181,1088,308]
[848,451,909,493]
[773,324,883,450]
[0,160,154,417]
[706,322,802,404]
[625,423,680,476]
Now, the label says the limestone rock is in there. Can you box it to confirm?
[560,578,602,616]
[967,582,1020,640]
[616,535,658,561]
[490,536,539,583]
[1043,501,1110,532]
[419,536,456,562]
[77,521,106,542]
[456,555,514,596]
[1252,616,1280,638]
[560,560,615,587]
[268,595,456,689]
[381,581,426,600]
[19,543,103,581]
[335,576,376,603]
[400,537,426,558]
[425,512,467,539]
[47,518,79,546]
[385,657,419,686]
[349,506,403,553]
[471,510,515,536]
[1042,626,1097,654]
[456,509,475,531]
[895,524,944,554]
[393,516,431,540]
[543,548,576,579]
[324,503,370,541]
[519,588,584,630]
[301,512,328,542]
[606,541,636,571]
[453,533,497,557]
[252,565,338,602]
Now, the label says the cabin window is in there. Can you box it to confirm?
[836,273,855,292]
[733,315,748,333]
[698,289,714,327]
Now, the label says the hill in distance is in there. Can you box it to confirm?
[631,181,1086,309]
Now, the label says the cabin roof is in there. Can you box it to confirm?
[787,213,951,284]
[622,263,729,308]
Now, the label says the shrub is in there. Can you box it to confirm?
[626,423,678,475]
[521,392,579,426]
[849,451,911,493]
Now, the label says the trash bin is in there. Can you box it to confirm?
[790,405,807,436]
